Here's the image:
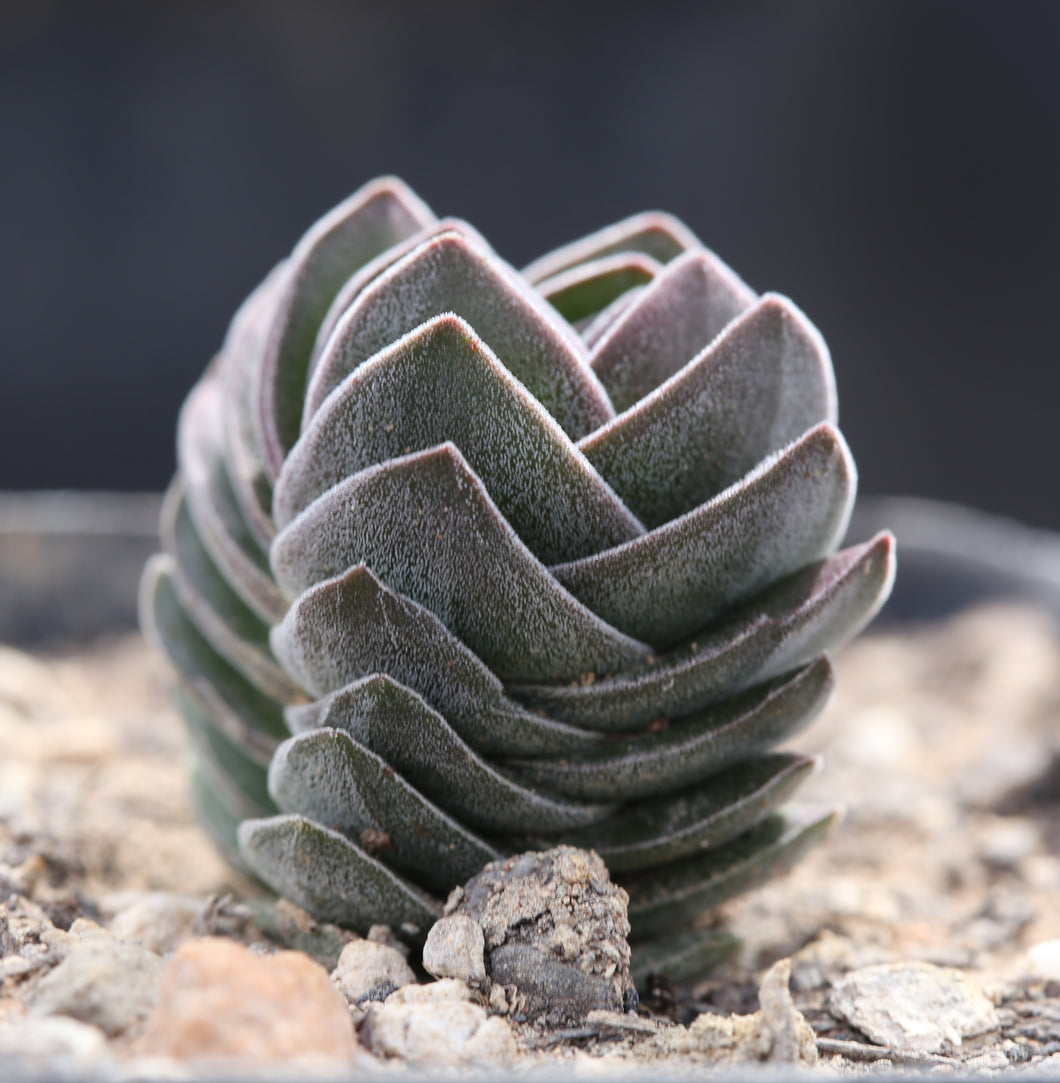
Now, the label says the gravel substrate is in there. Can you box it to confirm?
[1,602,1058,1075]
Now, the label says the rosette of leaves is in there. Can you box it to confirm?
[141,177,895,982]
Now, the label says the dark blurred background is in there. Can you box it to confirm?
[2,1,1058,525]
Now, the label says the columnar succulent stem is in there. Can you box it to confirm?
[141,177,895,982]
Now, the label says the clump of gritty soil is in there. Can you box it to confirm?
[1,603,1059,1075]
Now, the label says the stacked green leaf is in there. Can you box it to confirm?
[141,177,895,982]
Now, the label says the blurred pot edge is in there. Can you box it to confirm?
[847,496,1060,624]
[0,491,162,645]
[2,491,1060,646]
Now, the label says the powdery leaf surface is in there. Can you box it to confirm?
[539,753,817,873]
[238,814,442,933]
[303,232,615,441]
[267,729,501,892]
[589,249,756,413]
[536,252,661,325]
[509,661,833,802]
[270,563,600,757]
[285,676,612,834]
[273,313,643,563]
[271,445,651,684]
[552,423,855,648]
[512,534,895,730]
[258,177,436,475]
[521,210,703,284]
[581,295,837,528]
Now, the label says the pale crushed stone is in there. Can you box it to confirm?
[0,603,1059,1072]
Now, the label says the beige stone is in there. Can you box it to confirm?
[331,938,416,1004]
[362,996,515,1065]
[656,959,817,1066]
[139,937,357,1063]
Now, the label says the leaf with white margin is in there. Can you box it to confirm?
[270,563,602,757]
[267,729,501,892]
[546,753,817,874]
[582,289,648,349]
[219,261,287,548]
[140,556,288,750]
[274,315,643,563]
[589,250,757,413]
[302,232,614,442]
[581,294,837,529]
[522,211,702,284]
[162,482,303,702]
[552,424,855,649]
[178,376,287,623]
[624,806,839,939]
[511,533,896,730]
[536,253,661,325]
[272,444,652,682]
[509,659,832,802]
[257,177,436,477]
[286,676,613,833]
[308,217,493,380]
[238,814,442,934]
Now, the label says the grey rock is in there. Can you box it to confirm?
[758,957,816,1063]
[829,961,1000,1054]
[491,942,613,1022]
[104,891,201,954]
[331,937,417,1005]
[0,895,69,963]
[27,935,164,1036]
[449,846,635,1025]
[422,914,486,987]
[655,959,817,1066]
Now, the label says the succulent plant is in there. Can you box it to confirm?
[141,176,895,982]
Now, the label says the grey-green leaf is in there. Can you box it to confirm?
[547,754,817,873]
[189,761,259,874]
[161,482,302,702]
[178,376,287,623]
[271,443,652,683]
[589,249,757,414]
[267,729,501,892]
[580,294,837,528]
[258,177,436,477]
[580,286,649,350]
[537,253,661,325]
[302,231,615,441]
[273,314,644,563]
[552,423,855,649]
[270,562,601,757]
[509,659,832,802]
[307,217,492,380]
[218,262,287,548]
[140,556,288,751]
[287,676,613,833]
[522,211,702,285]
[238,814,442,935]
[511,533,896,730]
[177,687,276,814]
[624,806,839,939]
